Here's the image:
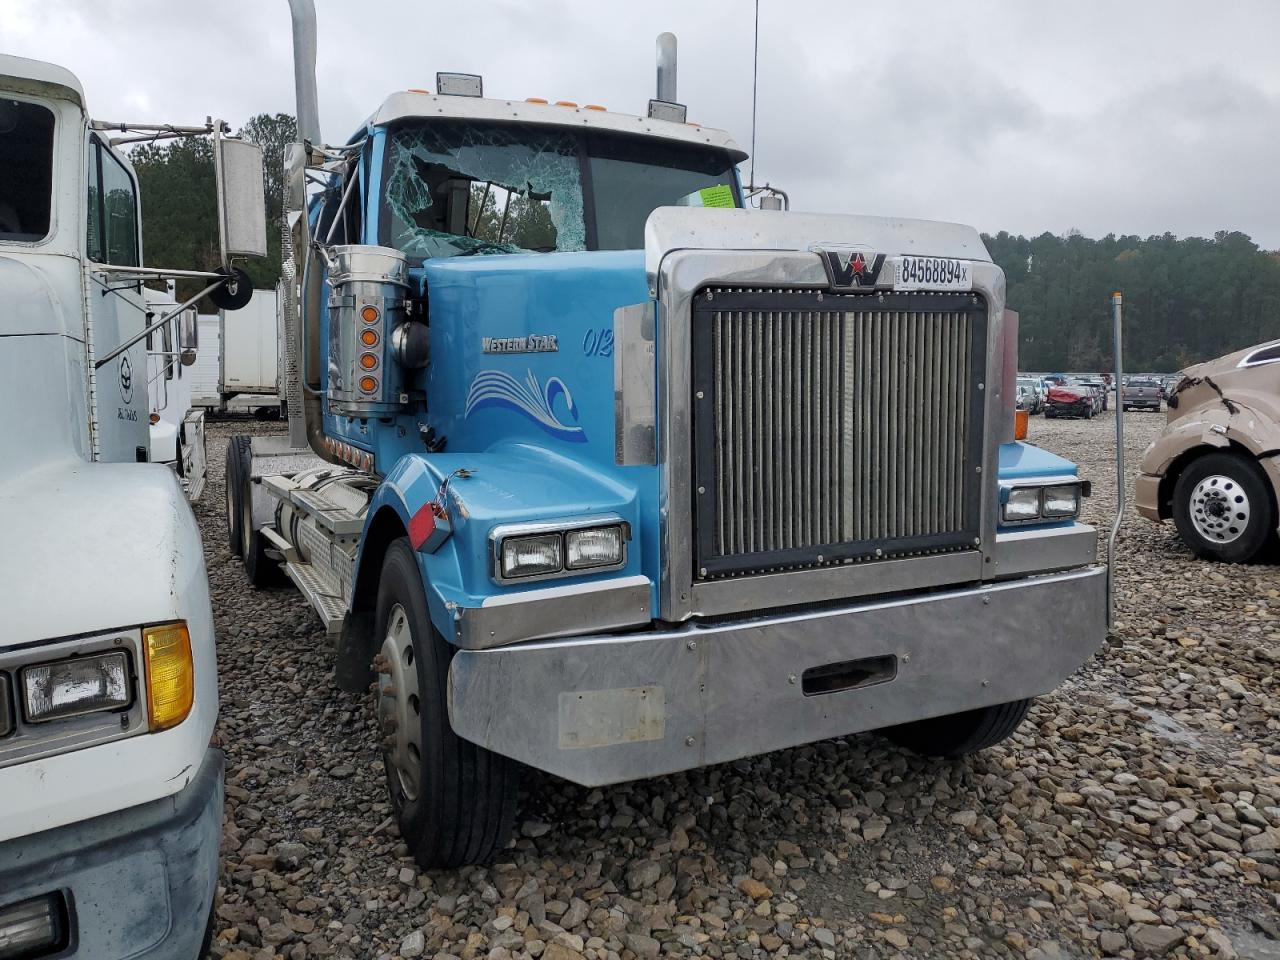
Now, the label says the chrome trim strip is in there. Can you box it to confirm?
[454,575,652,650]
[992,524,1098,579]
[690,551,982,618]
[614,302,657,466]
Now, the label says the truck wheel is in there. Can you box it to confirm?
[881,698,1032,757]
[225,435,251,558]
[1172,452,1275,563]
[375,539,518,868]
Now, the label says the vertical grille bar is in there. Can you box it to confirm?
[697,290,984,577]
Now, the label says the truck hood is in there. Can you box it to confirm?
[0,459,206,645]
[1170,338,1280,425]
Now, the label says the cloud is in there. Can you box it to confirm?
[2,0,1278,246]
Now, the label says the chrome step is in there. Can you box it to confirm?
[285,560,347,635]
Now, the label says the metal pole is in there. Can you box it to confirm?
[1107,291,1125,629]
[95,280,224,369]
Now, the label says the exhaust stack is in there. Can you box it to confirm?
[288,0,321,145]
[648,32,687,123]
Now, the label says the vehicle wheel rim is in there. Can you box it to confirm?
[378,603,423,803]
[1189,474,1250,545]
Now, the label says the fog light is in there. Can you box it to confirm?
[0,893,68,959]
[144,622,194,732]
[566,526,625,569]
[501,534,562,579]
[1002,487,1042,522]
[1043,484,1082,518]
[21,651,130,723]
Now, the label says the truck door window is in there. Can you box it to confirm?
[0,98,55,242]
[382,122,585,259]
[86,136,140,266]
[99,148,139,266]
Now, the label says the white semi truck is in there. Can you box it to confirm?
[145,283,208,500]
[0,54,265,959]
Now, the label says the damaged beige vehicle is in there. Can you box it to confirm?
[1136,339,1280,563]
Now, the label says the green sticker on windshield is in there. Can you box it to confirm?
[677,184,736,209]
[698,185,735,208]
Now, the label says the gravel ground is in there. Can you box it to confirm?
[201,412,1279,960]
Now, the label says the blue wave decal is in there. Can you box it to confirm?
[465,369,586,442]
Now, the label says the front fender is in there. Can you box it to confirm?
[1141,401,1280,473]
[358,443,644,644]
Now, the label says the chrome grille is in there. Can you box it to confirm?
[691,289,986,577]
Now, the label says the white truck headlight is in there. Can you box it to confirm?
[20,651,131,723]
[1003,487,1042,522]
[1043,484,1082,518]
[566,526,625,569]
[500,533,563,579]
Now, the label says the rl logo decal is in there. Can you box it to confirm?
[816,248,886,290]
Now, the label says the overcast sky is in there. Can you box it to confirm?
[4,0,1280,248]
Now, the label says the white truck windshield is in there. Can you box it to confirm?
[380,121,739,259]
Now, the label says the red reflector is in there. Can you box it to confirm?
[408,503,437,551]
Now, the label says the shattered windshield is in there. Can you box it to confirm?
[383,122,586,258]
[380,121,740,259]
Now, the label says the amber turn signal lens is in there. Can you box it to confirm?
[359,376,378,393]
[1014,408,1029,441]
[360,329,379,347]
[144,622,194,732]
[360,305,379,323]
[359,353,378,370]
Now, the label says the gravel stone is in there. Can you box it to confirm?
[200,414,1279,960]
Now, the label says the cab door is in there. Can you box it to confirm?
[86,133,150,463]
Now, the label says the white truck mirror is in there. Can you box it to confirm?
[178,308,199,366]
[214,135,268,263]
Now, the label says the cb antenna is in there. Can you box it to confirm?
[749,0,760,189]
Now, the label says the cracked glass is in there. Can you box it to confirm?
[384,122,585,258]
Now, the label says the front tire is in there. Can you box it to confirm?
[881,698,1032,757]
[225,435,251,558]
[1172,451,1275,563]
[374,540,518,868]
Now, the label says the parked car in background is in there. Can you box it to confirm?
[1161,376,1181,400]
[1045,383,1094,418]
[1123,377,1163,412]
[1136,339,1280,562]
[1078,377,1108,411]
[1017,376,1044,414]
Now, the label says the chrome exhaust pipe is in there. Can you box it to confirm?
[656,32,677,103]
[287,0,321,146]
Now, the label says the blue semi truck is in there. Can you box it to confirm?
[225,0,1108,868]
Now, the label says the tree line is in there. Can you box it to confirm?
[130,114,1278,371]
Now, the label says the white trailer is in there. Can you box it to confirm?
[144,284,207,500]
[190,312,222,407]
[219,286,282,414]
[0,53,265,959]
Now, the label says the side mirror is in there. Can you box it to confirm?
[214,135,268,264]
[178,308,199,366]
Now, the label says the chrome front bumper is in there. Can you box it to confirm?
[448,565,1107,786]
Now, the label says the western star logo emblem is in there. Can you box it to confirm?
[119,354,134,404]
[816,248,886,290]
[482,334,559,354]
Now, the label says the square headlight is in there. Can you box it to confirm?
[500,533,563,579]
[1043,484,1082,518]
[1003,487,1042,522]
[566,525,625,570]
[21,651,131,723]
